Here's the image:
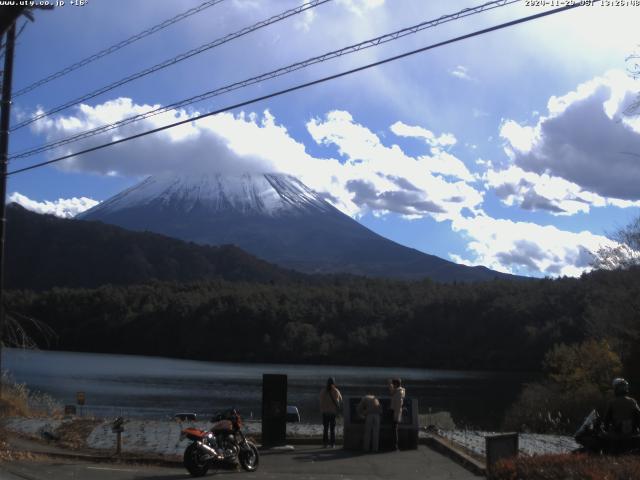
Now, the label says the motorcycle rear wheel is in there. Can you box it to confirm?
[184,443,210,477]
[239,442,259,472]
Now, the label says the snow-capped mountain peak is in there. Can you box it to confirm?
[78,171,508,282]
[79,172,332,218]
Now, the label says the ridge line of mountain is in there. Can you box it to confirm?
[77,172,516,282]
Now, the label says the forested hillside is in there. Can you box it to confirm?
[5,204,302,289]
[8,266,640,373]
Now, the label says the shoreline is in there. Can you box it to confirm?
[1,415,579,459]
[4,346,538,377]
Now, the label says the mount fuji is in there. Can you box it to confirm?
[78,172,507,281]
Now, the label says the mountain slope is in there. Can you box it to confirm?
[78,172,511,282]
[6,203,302,290]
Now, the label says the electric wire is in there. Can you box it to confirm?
[10,0,520,160]
[12,0,227,98]
[10,0,332,131]
[7,2,587,176]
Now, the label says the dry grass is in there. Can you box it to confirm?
[0,423,46,464]
[0,381,31,418]
[489,453,640,480]
[0,372,61,419]
[54,419,102,450]
[0,373,65,463]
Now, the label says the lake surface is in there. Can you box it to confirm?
[3,348,531,429]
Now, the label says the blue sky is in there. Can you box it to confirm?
[6,0,640,277]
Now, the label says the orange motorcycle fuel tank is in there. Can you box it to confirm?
[181,427,207,441]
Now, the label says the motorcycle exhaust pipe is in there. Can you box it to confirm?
[196,440,224,460]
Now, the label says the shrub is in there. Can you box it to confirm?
[489,453,640,480]
[502,340,622,433]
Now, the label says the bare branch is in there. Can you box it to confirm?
[1,304,57,350]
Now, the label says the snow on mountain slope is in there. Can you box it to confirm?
[79,172,331,218]
[79,172,511,282]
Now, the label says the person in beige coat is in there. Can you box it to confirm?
[356,394,382,452]
[319,377,342,448]
[389,378,405,450]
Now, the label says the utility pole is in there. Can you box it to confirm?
[0,21,16,398]
[0,23,14,396]
[0,7,26,36]
[0,5,53,397]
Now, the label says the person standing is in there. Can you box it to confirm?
[319,377,342,448]
[388,378,405,450]
[357,394,382,452]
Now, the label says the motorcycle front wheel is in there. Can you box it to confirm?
[184,442,210,477]
[239,442,260,472]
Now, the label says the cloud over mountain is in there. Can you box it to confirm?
[8,192,98,218]
[32,100,482,222]
[27,91,629,279]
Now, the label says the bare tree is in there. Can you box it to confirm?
[592,216,640,270]
[625,46,640,116]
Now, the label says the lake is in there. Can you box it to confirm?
[2,348,531,429]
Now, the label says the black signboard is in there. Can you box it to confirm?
[262,374,287,447]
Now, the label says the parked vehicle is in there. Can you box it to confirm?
[181,408,259,477]
[574,409,640,454]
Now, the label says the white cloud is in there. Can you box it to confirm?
[9,192,99,218]
[499,70,640,201]
[484,165,640,216]
[294,1,316,32]
[335,0,384,15]
[499,120,535,155]
[32,98,304,177]
[449,65,473,81]
[420,150,474,182]
[390,121,457,148]
[450,215,616,277]
[307,110,482,219]
[31,100,481,222]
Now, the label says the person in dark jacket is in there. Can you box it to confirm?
[604,377,640,435]
[319,377,343,448]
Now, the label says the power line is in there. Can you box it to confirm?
[7,2,587,177]
[10,0,332,131]
[12,0,227,98]
[10,0,520,160]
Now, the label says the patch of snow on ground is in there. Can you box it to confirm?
[440,430,579,457]
[86,420,343,456]
[2,417,64,438]
[4,417,577,458]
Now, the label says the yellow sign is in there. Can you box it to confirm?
[76,391,85,405]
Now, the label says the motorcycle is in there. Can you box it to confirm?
[574,409,640,455]
[181,408,259,477]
